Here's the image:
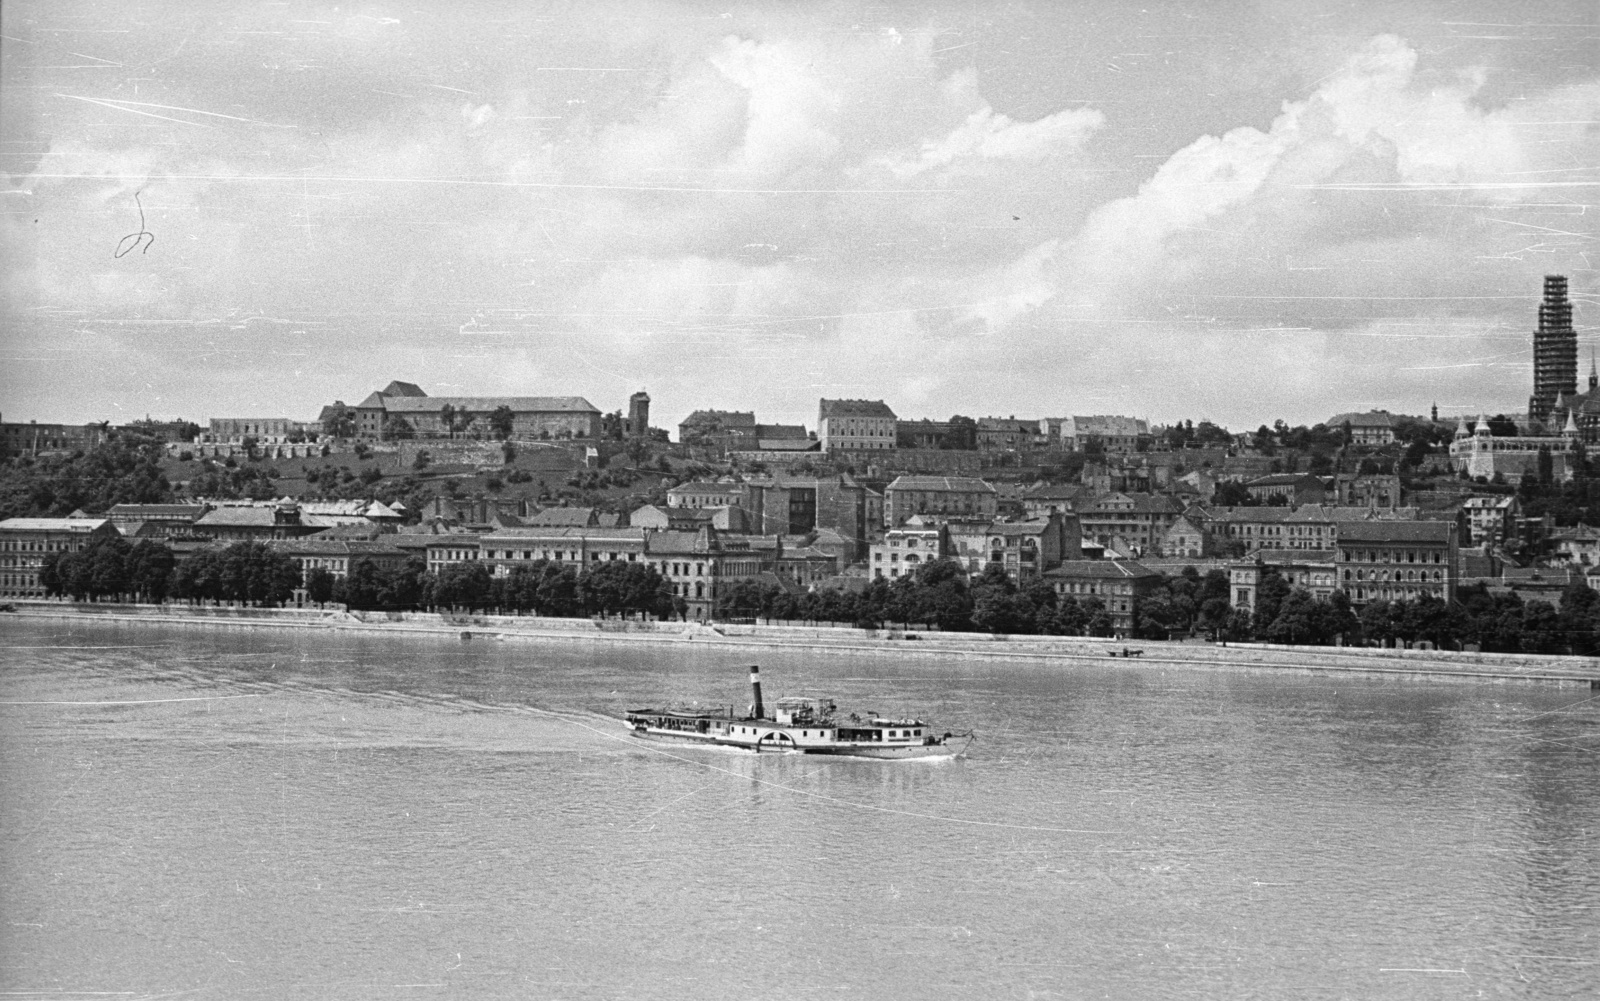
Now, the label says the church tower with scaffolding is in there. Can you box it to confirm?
[1529,275,1577,424]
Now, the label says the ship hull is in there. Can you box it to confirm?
[624,723,972,759]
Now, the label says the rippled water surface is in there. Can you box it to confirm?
[1,618,1597,1000]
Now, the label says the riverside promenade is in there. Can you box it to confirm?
[8,599,1600,688]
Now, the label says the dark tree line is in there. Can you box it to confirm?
[42,539,301,606]
[1,436,174,519]
[711,560,1119,636]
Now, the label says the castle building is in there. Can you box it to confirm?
[1448,413,1577,483]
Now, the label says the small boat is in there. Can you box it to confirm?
[623,666,974,759]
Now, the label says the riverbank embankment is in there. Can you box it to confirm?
[8,599,1600,688]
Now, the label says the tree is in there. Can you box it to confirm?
[413,451,431,471]
[943,415,978,451]
[305,566,337,605]
[431,562,493,611]
[322,405,357,439]
[126,539,174,603]
[1251,569,1291,635]
[488,406,516,441]
[381,415,415,441]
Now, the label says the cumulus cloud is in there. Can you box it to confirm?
[964,34,1600,334]
[879,68,1103,178]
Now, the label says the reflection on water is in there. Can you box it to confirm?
[1,618,1597,1000]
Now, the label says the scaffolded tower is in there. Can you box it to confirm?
[1529,275,1576,423]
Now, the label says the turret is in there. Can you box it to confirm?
[1475,412,1492,438]
[1565,410,1580,438]
[1454,414,1470,439]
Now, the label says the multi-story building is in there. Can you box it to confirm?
[1245,473,1328,506]
[1332,472,1402,509]
[1076,492,1184,555]
[207,417,297,443]
[975,417,1040,452]
[1043,560,1162,636]
[1228,551,1340,614]
[896,419,962,450]
[0,421,110,458]
[1021,483,1083,520]
[269,539,412,585]
[1462,495,1519,546]
[1324,411,1397,446]
[645,527,771,618]
[979,515,1079,585]
[667,481,752,510]
[1161,513,1211,559]
[191,502,325,542]
[475,527,649,574]
[1335,520,1458,606]
[105,503,210,539]
[1057,416,1149,454]
[0,517,120,598]
[775,545,840,588]
[870,517,948,580]
[677,410,757,451]
[423,535,482,573]
[1551,524,1600,566]
[883,475,998,527]
[348,381,602,440]
[817,399,897,452]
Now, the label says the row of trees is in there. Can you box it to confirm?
[0,435,175,519]
[42,539,301,606]
[40,535,1600,655]
[712,561,1121,635]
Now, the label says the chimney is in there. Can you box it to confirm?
[749,665,764,719]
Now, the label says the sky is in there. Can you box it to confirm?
[1,0,1597,432]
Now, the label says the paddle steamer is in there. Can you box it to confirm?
[623,666,973,758]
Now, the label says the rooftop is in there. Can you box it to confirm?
[819,399,897,420]
[885,475,996,494]
[1338,521,1454,543]
[1044,559,1160,580]
[0,517,113,532]
[381,396,600,414]
[1326,410,1396,429]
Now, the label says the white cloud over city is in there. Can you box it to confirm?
[1,1,1595,430]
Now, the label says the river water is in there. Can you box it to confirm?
[0,619,1596,1000]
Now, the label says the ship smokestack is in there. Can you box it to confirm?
[749,665,764,719]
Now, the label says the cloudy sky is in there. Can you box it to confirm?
[2,0,1596,431]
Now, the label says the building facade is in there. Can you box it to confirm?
[883,476,998,527]
[1043,560,1161,636]
[0,421,110,458]
[1324,411,1397,446]
[349,382,602,440]
[1336,520,1458,606]
[1076,493,1184,556]
[870,517,948,580]
[817,399,897,452]
[0,518,120,598]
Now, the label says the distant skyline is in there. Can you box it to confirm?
[2,1,1596,430]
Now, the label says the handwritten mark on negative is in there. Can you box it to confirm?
[114,190,155,258]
